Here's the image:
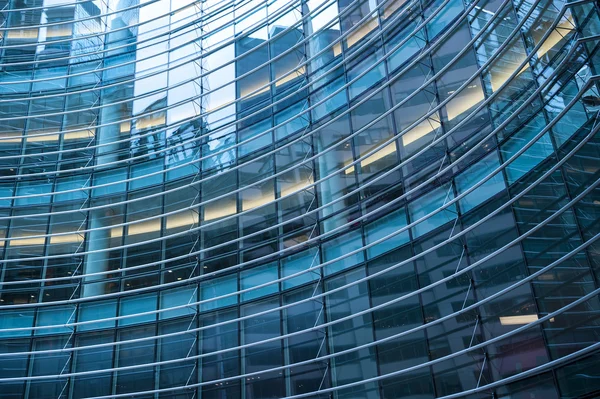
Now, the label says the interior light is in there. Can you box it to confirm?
[499,315,538,325]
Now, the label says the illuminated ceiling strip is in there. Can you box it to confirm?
[499,314,539,325]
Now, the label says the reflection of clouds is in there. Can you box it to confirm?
[235,0,268,37]
[307,0,341,32]
[204,131,236,172]
[268,1,302,29]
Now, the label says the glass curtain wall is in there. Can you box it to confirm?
[0,0,599,398]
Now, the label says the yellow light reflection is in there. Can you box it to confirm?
[136,114,166,130]
[8,233,84,246]
[120,122,131,133]
[537,17,575,58]
[46,27,73,38]
[204,200,237,221]
[0,129,95,143]
[6,29,39,39]
[499,314,538,325]
[242,190,275,211]
[166,212,199,230]
[383,0,408,19]
[345,142,397,174]
[402,119,442,147]
[490,16,574,92]
[333,42,342,57]
[445,86,485,121]
[346,17,378,49]
[280,179,311,197]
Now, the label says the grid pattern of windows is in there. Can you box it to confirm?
[0,0,600,398]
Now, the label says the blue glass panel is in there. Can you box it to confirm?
[455,152,506,213]
[241,262,279,301]
[160,286,197,320]
[348,58,385,99]
[55,176,89,202]
[201,274,238,311]
[78,300,117,332]
[35,306,73,335]
[323,230,365,275]
[0,310,34,338]
[15,181,52,206]
[92,167,127,196]
[130,159,164,190]
[408,183,457,238]
[119,293,157,326]
[0,185,13,207]
[501,129,554,184]
[387,34,424,72]
[311,75,347,121]
[239,118,273,157]
[426,0,464,39]
[281,248,320,290]
[365,207,410,259]
[275,101,309,140]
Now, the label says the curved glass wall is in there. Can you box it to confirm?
[0,0,600,398]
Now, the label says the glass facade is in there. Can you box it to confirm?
[0,0,599,398]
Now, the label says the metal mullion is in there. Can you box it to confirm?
[456,210,492,390]
[156,6,173,284]
[316,277,331,394]
[401,129,440,398]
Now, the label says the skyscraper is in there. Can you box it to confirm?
[0,0,600,398]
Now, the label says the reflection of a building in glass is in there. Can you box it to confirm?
[1,0,600,398]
